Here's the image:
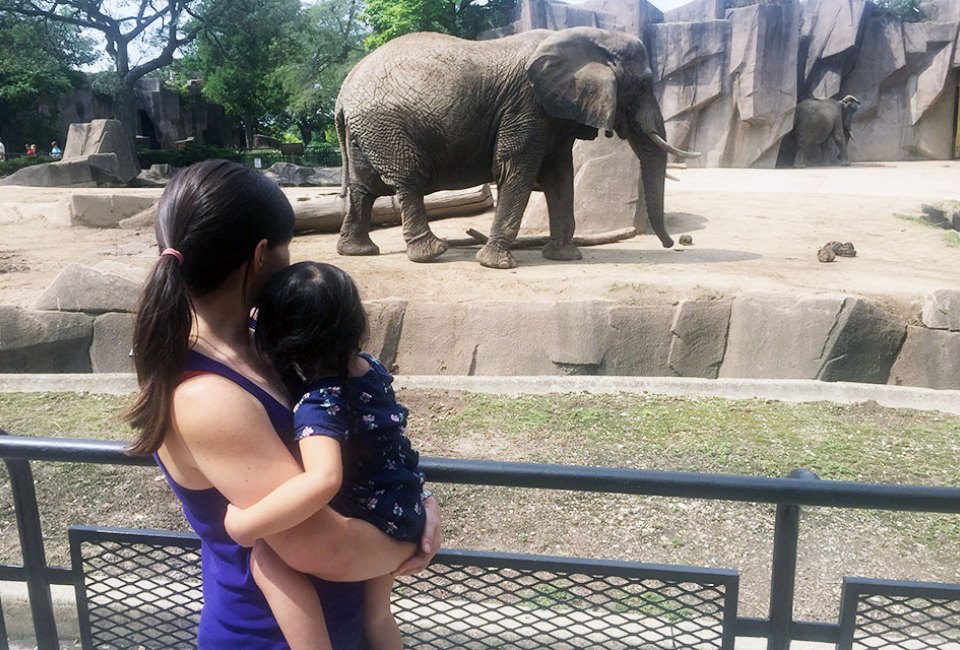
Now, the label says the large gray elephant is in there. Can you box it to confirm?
[793,95,861,168]
[335,28,699,269]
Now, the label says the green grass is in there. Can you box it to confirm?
[0,389,958,619]
[895,212,960,248]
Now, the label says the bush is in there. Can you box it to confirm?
[137,144,244,169]
[872,0,925,21]
[0,155,54,178]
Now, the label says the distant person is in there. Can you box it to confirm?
[50,142,62,159]
[26,144,36,157]
[0,139,5,161]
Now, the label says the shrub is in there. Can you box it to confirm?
[137,144,244,169]
[872,0,925,21]
[0,156,54,178]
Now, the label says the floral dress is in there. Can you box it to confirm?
[293,353,426,542]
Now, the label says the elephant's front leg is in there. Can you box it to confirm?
[832,129,851,166]
[337,188,380,256]
[399,191,448,262]
[538,149,581,262]
[477,163,538,269]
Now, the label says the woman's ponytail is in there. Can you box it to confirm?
[125,255,193,455]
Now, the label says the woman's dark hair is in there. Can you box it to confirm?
[126,159,295,455]
[254,261,368,396]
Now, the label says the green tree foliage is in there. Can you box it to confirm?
[188,0,301,148]
[0,0,208,140]
[0,11,95,147]
[872,0,925,21]
[277,0,368,145]
[362,0,517,49]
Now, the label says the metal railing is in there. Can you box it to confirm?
[2,432,960,649]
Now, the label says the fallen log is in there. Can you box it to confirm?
[447,227,637,249]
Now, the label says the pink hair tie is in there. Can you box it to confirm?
[160,248,184,265]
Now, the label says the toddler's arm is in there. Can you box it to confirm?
[225,435,342,547]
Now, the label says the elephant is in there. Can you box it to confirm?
[334,28,699,269]
[793,95,861,168]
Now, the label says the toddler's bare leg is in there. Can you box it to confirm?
[363,574,402,650]
[251,541,333,650]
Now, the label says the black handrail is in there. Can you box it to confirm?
[2,434,959,512]
[2,432,960,650]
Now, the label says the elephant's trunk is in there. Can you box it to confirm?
[629,132,673,248]
[627,97,699,248]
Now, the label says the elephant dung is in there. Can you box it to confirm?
[818,246,836,262]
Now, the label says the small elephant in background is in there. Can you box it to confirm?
[793,95,861,167]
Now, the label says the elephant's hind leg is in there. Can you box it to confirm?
[399,191,447,262]
[337,189,380,256]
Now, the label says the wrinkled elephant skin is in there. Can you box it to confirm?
[334,28,698,268]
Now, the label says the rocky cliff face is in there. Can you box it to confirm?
[495,0,960,167]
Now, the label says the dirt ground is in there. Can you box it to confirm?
[0,161,958,314]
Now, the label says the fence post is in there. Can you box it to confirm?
[767,468,818,650]
[4,456,60,649]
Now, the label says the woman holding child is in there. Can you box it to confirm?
[125,159,441,648]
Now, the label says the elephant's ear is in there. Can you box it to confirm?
[527,31,618,132]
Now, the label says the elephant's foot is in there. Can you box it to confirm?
[406,232,448,263]
[840,159,851,167]
[793,160,807,169]
[476,243,517,269]
[337,233,380,256]
[541,240,582,262]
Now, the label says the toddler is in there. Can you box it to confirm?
[225,261,427,649]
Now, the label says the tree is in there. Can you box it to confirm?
[0,0,208,140]
[187,0,301,148]
[278,0,368,145]
[0,11,96,147]
[362,0,517,49]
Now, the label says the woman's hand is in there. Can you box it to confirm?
[393,495,442,576]
[224,503,257,548]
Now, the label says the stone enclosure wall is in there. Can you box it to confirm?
[490,0,960,167]
[2,260,959,390]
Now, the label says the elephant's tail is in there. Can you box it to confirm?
[336,105,349,199]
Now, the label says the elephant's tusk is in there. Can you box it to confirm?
[648,132,701,159]
[666,172,680,182]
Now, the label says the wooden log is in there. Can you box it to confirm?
[448,227,637,249]
[292,184,494,233]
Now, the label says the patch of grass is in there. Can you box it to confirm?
[1,390,958,618]
[895,213,960,247]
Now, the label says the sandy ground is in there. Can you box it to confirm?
[0,161,958,314]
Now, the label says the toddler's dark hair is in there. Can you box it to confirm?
[255,262,368,394]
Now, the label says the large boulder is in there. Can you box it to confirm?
[395,301,613,375]
[667,299,732,379]
[364,299,407,370]
[601,304,676,375]
[0,153,130,188]
[921,289,960,331]
[720,293,905,382]
[90,312,135,373]
[33,263,143,314]
[888,326,960,390]
[63,119,140,183]
[49,194,158,228]
[0,306,93,372]
[521,137,648,235]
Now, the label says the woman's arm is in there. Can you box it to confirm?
[171,375,417,581]
[224,436,343,547]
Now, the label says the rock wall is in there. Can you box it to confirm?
[491,0,960,167]
[4,262,960,390]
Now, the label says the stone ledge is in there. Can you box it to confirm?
[2,373,959,417]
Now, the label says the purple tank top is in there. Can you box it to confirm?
[154,350,364,649]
